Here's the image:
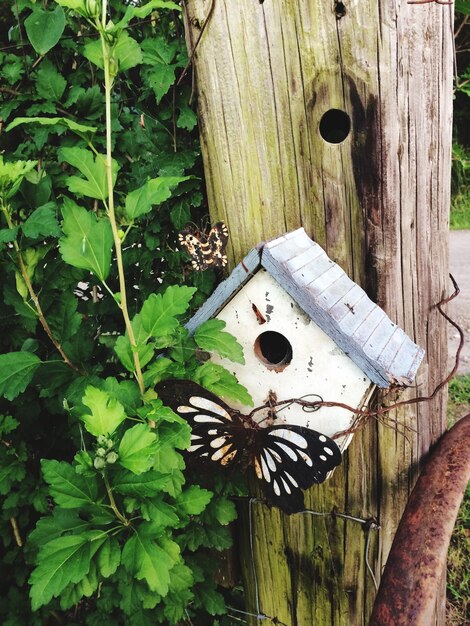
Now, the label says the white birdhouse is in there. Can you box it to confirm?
[187,228,424,452]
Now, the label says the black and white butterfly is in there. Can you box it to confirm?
[178,222,229,271]
[156,380,342,514]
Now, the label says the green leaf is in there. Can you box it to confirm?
[82,39,103,69]
[114,340,153,374]
[146,65,176,104]
[84,32,142,72]
[114,32,142,71]
[194,319,245,364]
[195,583,226,616]
[193,363,253,406]
[80,386,126,437]
[176,485,212,515]
[47,292,82,343]
[142,35,179,65]
[113,470,170,497]
[140,285,196,338]
[60,147,118,200]
[25,5,65,55]
[0,351,41,401]
[22,202,61,238]
[455,1,470,15]
[121,525,177,596]
[141,495,179,527]
[211,498,237,525]
[118,424,158,474]
[36,60,67,102]
[132,0,181,17]
[0,227,19,243]
[177,105,197,131]
[123,176,188,220]
[41,459,98,508]
[54,0,87,15]
[0,155,38,199]
[29,532,105,610]
[97,537,121,578]
[59,198,113,281]
[6,116,97,134]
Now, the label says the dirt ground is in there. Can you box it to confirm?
[448,230,470,376]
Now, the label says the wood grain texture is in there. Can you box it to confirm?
[183,1,453,623]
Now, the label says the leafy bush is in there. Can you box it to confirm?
[0,1,248,623]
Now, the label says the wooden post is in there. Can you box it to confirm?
[183,1,453,623]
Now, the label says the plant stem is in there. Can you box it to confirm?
[103,472,129,526]
[0,203,81,373]
[99,13,145,395]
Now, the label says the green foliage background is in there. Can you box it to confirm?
[0,1,248,624]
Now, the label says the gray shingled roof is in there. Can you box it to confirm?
[186,228,424,388]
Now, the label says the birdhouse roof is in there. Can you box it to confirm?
[186,228,424,388]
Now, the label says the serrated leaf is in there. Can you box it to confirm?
[22,202,61,238]
[176,485,212,515]
[41,459,98,507]
[29,532,105,610]
[25,5,65,55]
[211,498,237,526]
[113,470,170,497]
[193,363,253,406]
[6,116,97,134]
[83,31,143,72]
[123,176,188,220]
[36,60,67,102]
[455,1,470,15]
[194,319,245,364]
[0,227,19,242]
[97,537,121,578]
[195,583,226,616]
[177,105,197,131]
[162,469,185,498]
[59,198,113,281]
[140,285,196,339]
[102,377,141,416]
[141,495,179,527]
[59,147,118,200]
[80,386,126,437]
[47,292,82,343]
[170,199,191,229]
[115,32,142,71]
[118,424,158,474]
[114,334,155,373]
[0,351,41,401]
[146,65,176,104]
[121,525,176,595]
[54,0,87,14]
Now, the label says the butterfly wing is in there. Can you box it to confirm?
[156,379,245,467]
[156,380,343,514]
[178,232,207,271]
[251,425,342,514]
[178,222,229,271]
[206,222,229,267]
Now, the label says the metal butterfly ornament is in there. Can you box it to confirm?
[156,380,342,514]
[178,221,229,271]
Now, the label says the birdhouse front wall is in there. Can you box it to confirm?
[211,270,374,450]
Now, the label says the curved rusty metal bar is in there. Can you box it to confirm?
[369,414,470,626]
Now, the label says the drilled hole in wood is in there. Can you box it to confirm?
[319,109,351,144]
[334,1,346,18]
[254,331,293,371]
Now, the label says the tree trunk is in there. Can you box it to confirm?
[183,1,453,624]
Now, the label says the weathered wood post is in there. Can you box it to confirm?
[182,1,453,623]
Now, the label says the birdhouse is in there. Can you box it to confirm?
[186,228,424,451]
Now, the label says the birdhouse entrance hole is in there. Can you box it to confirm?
[319,109,351,143]
[254,331,293,371]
